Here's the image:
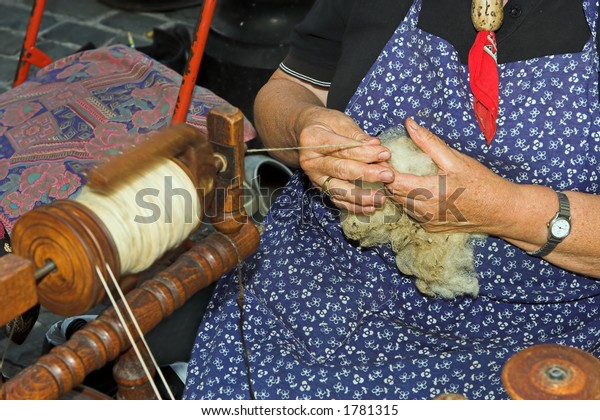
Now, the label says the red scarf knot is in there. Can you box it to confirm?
[468,30,499,146]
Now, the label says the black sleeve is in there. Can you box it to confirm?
[280,0,352,87]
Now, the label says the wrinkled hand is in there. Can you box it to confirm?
[296,106,395,214]
[385,118,518,235]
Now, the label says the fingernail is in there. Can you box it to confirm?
[374,192,385,206]
[378,151,390,160]
[378,170,394,182]
[407,118,420,131]
[362,206,376,215]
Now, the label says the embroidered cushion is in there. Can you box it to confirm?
[0,45,255,235]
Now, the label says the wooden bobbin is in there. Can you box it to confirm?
[501,344,600,400]
[471,0,504,32]
[10,123,217,316]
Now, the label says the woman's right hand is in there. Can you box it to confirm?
[295,105,395,214]
[254,69,393,214]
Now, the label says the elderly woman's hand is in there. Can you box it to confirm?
[296,105,394,214]
[385,118,518,235]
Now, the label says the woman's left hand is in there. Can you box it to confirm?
[385,118,518,235]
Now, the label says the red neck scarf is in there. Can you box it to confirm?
[468,30,499,146]
[468,0,504,146]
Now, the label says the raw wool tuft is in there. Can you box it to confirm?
[340,127,483,299]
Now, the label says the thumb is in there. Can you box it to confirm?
[405,118,454,169]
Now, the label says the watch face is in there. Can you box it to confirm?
[551,218,571,239]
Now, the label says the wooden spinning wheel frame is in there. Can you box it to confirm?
[1,0,262,400]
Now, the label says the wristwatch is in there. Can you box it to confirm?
[527,191,571,258]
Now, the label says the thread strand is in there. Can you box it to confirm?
[245,142,364,153]
[95,266,164,400]
[105,264,175,400]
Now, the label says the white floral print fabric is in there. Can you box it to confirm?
[184,0,600,400]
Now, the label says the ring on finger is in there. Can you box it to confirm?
[322,176,334,197]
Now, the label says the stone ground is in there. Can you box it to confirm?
[0,0,201,93]
[0,0,204,384]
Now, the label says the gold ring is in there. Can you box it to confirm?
[322,176,334,197]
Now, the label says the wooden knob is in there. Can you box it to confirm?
[502,344,600,399]
[471,0,504,32]
[12,200,119,315]
[433,393,468,400]
[207,106,247,234]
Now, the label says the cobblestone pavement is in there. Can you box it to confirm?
[0,0,201,93]
[0,0,203,384]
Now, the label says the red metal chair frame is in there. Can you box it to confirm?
[12,0,217,124]
[13,0,50,88]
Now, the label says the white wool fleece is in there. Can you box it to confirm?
[340,127,483,299]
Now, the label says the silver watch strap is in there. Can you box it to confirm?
[527,192,570,258]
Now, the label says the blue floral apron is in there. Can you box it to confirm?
[184,0,600,399]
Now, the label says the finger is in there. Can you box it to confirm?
[405,118,456,169]
[402,205,431,224]
[317,116,379,144]
[312,157,394,183]
[389,194,435,225]
[329,142,390,163]
[300,122,389,159]
[328,196,382,216]
[384,172,438,198]
[302,135,390,164]
[321,177,387,208]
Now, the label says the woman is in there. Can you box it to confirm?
[184,0,600,399]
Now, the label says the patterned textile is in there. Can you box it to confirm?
[0,45,256,234]
[184,0,600,400]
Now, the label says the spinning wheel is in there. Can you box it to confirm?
[502,343,600,399]
[0,106,260,400]
[8,123,212,316]
[0,0,260,400]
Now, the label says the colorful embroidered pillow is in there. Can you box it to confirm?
[0,45,256,235]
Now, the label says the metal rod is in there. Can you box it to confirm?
[13,0,47,87]
[171,0,217,124]
[34,260,56,283]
